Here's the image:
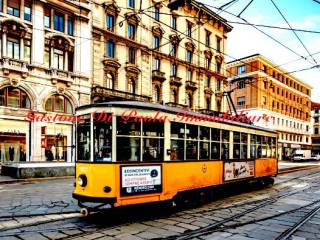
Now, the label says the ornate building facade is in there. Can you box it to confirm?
[0,0,91,162]
[91,0,232,112]
[311,102,320,155]
[227,54,312,160]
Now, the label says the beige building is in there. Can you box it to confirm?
[227,54,312,160]
[91,0,232,113]
[0,0,91,162]
[311,102,320,155]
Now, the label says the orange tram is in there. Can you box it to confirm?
[73,101,278,215]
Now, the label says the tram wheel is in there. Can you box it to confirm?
[80,208,90,217]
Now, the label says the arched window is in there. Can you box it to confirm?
[45,94,73,114]
[0,87,31,109]
[186,93,193,108]
[128,78,136,94]
[153,85,161,102]
[106,72,114,89]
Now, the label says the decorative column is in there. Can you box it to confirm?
[64,51,68,71]
[20,38,24,60]
[2,32,7,57]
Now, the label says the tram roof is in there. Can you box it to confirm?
[76,101,277,134]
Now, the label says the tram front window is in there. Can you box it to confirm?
[94,117,112,162]
[77,114,91,161]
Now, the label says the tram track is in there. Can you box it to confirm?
[0,169,319,240]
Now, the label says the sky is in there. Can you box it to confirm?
[199,0,320,102]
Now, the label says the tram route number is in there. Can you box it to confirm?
[120,165,162,196]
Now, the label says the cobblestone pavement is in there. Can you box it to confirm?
[1,170,320,240]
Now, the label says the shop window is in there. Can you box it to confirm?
[7,0,20,17]
[24,0,32,21]
[45,95,73,114]
[54,12,64,32]
[0,132,26,162]
[0,87,31,109]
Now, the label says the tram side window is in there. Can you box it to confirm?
[211,128,221,159]
[142,122,164,162]
[250,135,257,159]
[170,122,185,161]
[77,114,91,161]
[117,117,141,161]
[233,132,248,159]
[186,124,198,160]
[271,137,277,158]
[94,116,112,162]
[261,136,268,157]
[199,127,210,160]
[221,130,230,159]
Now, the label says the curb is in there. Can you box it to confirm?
[0,176,74,185]
[278,165,320,175]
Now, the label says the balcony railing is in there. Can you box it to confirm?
[169,75,182,86]
[0,58,29,78]
[152,70,166,82]
[166,102,187,109]
[45,69,74,86]
[185,80,198,90]
[92,86,151,102]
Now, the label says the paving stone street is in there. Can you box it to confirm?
[1,169,320,240]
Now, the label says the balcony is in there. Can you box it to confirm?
[46,69,74,86]
[204,87,213,95]
[92,86,151,102]
[185,81,198,91]
[0,58,29,78]
[152,70,166,82]
[170,76,182,86]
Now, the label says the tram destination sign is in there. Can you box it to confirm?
[224,161,255,181]
[120,165,162,196]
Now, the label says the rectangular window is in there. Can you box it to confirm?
[171,63,177,76]
[107,40,115,58]
[24,0,32,21]
[171,43,177,56]
[68,51,74,72]
[128,47,136,64]
[216,37,221,52]
[44,49,50,68]
[187,22,192,38]
[154,58,160,71]
[237,96,245,106]
[128,24,135,40]
[7,0,20,17]
[221,130,230,159]
[67,17,74,36]
[24,41,31,63]
[172,16,177,30]
[217,79,221,91]
[106,14,115,31]
[54,12,64,32]
[187,69,192,81]
[44,7,51,28]
[237,65,246,75]
[154,6,160,21]
[187,50,192,63]
[128,0,135,8]
[154,35,160,49]
[7,38,20,60]
[237,80,245,89]
[53,49,64,70]
[205,30,211,47]
[0,0,3,12]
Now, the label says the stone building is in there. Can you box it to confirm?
[311,102,320,155]
[90,0,232,112]
[227,54,312,160]
[0,0,91,163]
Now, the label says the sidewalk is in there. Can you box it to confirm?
[0,174,73,185]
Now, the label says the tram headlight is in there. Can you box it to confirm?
[77,175,87,187]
